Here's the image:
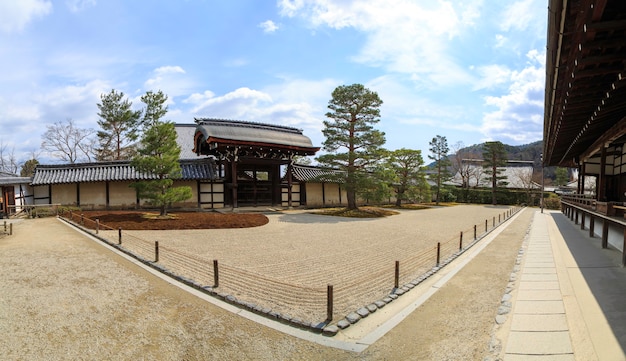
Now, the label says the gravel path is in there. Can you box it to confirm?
[0,207,533,360]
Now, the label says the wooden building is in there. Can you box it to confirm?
[544,0,626,263]
[0,172,32,217]
[193,118,319,208]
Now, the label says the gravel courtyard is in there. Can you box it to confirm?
[0,206,533,360]
[96,205,517,321]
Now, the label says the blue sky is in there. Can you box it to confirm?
[0,0,547,165]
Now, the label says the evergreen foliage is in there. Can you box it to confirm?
[428,135,451,205]
[130,91,192,216]
[482,141,508,205]
[316,84,386,210]
[96,89,141,160]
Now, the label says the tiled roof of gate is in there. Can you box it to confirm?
[194,118,319,153]
[31,159,217,185]
[290,164,345,183]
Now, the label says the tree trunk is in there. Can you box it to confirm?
[347,189,357,210]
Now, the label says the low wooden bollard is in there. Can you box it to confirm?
[213,259,219,287]
[3,220,6,232]
[96,219,99,234]
[80,213,84,226]
[9,223,12,235]
[459,231,463,251]
[493,217,495,227]
[436,242,441,267]
[327,284,334,322]
[118,228,122,245]
[485,219,488,233]
[154,241,159,262]
[499,214,501,223]
[474,225,477,240]
[394,261,400,288]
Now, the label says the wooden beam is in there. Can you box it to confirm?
[581,116,626,162]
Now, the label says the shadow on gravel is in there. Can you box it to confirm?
[277,213,380,224]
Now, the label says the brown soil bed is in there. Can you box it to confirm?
[77,211,269,230]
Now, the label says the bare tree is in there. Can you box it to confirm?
[41,119,96,163]
[0,141,19,174]
[510,166,537,204]
[450,141,477,188]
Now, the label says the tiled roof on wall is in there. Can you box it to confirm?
[290,164,344,183]
[31,159,217,185]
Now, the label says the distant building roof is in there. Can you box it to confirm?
[193,118,319,156]
[31,159,217,185]
[174,124,200,160]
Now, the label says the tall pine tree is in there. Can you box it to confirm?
[96,89,141,160]
[130,91,192,216]
[316,84,386,210]
[429,135,451,205]
[482,141,508,205]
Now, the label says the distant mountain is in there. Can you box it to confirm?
[434,140,562,181]
[455,140,543,166]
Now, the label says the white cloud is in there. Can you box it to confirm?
[144,66,194,99]
[259,20,279,33]
[278,0,481,88]
[499,0,544,32]
[481,50,545,144]
[65,0,96,13]
[473,64,512,91]
[184,87,273,117]
[0,0,52,33]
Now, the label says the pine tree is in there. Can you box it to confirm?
[429,135,451,205]
[316,84,386,210]
[96,89,141,160]
[482,141,508,205]
[130,91,192,216]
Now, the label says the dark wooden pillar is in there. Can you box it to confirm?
[231,158,238,209]
[287,162,293,208]
[599,146,607,201]
[580,212,585,230]
[589,216,595,238]
[602,220,609,249]
[105,181,110,209]
[580,162,586,194]
[76,183,80,207]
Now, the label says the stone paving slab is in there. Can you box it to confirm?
[519,281,560,290]
[521,267,556,274]
[520,273,559,281]
[510,314,568,331]
[513,300,565,314]
[516,289,562,301]
[505,331,573,355]
[523,262,556,268]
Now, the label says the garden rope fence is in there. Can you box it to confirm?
[61,206,522,326]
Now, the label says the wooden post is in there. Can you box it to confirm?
[436,242,441,267]
[474,225,477,240]
[493,217,495,227]
[3,220,6,232]
[80,213,84,226]
[485,219,488,233]
[623,229,626,267]
[9,223,12,235]
[459,231,463,251]
[327,284,334,322]
[580,212,585,230]
[118,228,122,245]
[602,221,609,249]
[394,261,399,288]
[213,259,219,287]
[499,214,501,223]
[589,217,595,238]
[575,209,579,225]
[155,241,159,263]
[96,219,99,234]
